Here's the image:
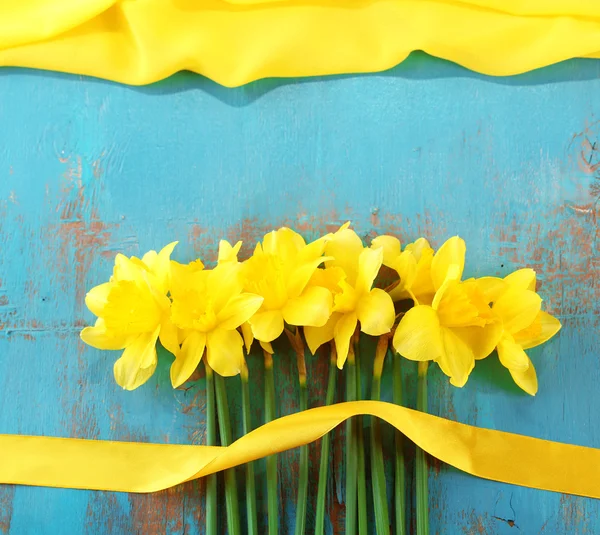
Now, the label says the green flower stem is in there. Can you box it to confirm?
[392,349,406,535]
[315,344,337,535]
[204,363,217,535]
[286,327,310,535]
[264,350,278,535]
[371,337,391,535]
[294,377,309,535]
[416,361,429,535]
[345,350,358,535]
[241,362,258,535]
[354,341,368,535]
[214,373,241,535]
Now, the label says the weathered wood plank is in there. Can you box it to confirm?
[0,53,598,533]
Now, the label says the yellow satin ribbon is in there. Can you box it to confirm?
[2,400,600,498]
[1,1,600,87]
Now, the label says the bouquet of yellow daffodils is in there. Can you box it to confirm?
[81,223,561,535]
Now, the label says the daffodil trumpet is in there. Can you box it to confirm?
[286,328,309,535]
[416,361,429,535]
[204,362,217,535]
[371,336,391,535]
[263,349,278,535]
[214,374,241,535]
[240,360,258,535]
[392,347,406,535]
[315,343,338,535]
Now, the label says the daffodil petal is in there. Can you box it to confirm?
[159,319,180,357]
[114,355,157,392]
[497,335,530,372]
[409,243,436,303]
[357,288,395,336]
[153,241,178,293]
[304,313,340,354]
[405,237,432,259]
[324,228,363,286]
[287,257,328,298]
[493,289,542,333]
[431,236,466,290]
[141,242,177,292]
[395,250,418,289]
[206,328,245,377]
[509,359,538,396]
[177,327,191,345]
[474,276,506,304]
[283,286,333,328]
[240,322,254,353]
[504,268,536,292]
[263,228,305,264]
[298,234,329,264]
[113,254,146,283]
[355,247,383,295]
[392,306,443,362]
[388,284,413,303]
[84,282,111,316]
[452,321,503,360]
[208,262,243,312]
[334,312,357,369]
[218,240,242,264]
[141,250,158,269]
[371,235,401,267]
[80,319,130,350]
[260,341,274,354]
[249,310,284,342]
[170,331,206,388]
[513,311,562,350]
[218,293,264,330]
[436,327,475,388]
[308,266,345,294]
[113,327,160,390]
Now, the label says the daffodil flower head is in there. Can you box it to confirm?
[213,239,275,355]
[372,235,436,304]
[393,236,503,387]
[304,224,395,369]
[242,227,333,343]
[170,244,263,385]
[479,268,561,395]
[80,242,180,391]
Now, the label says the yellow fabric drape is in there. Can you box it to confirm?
[2,400,600,498]
[1,0,600,87]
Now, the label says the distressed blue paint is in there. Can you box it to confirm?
[0,52,599,533]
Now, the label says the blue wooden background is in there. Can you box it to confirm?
[0,52,598,534]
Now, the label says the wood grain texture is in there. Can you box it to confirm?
[0,52,599,533]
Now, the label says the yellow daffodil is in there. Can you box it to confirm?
[393,237,503,387]
[371,235,436,305]
[170,241,263,385]
[477,268,561,395]
[242,227,333,343]
[81,242,180,391]
[304,225,395,369]
[212,239,274,355]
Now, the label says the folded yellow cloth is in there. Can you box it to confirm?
[1,0,600,86]
[2,401,600,498]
